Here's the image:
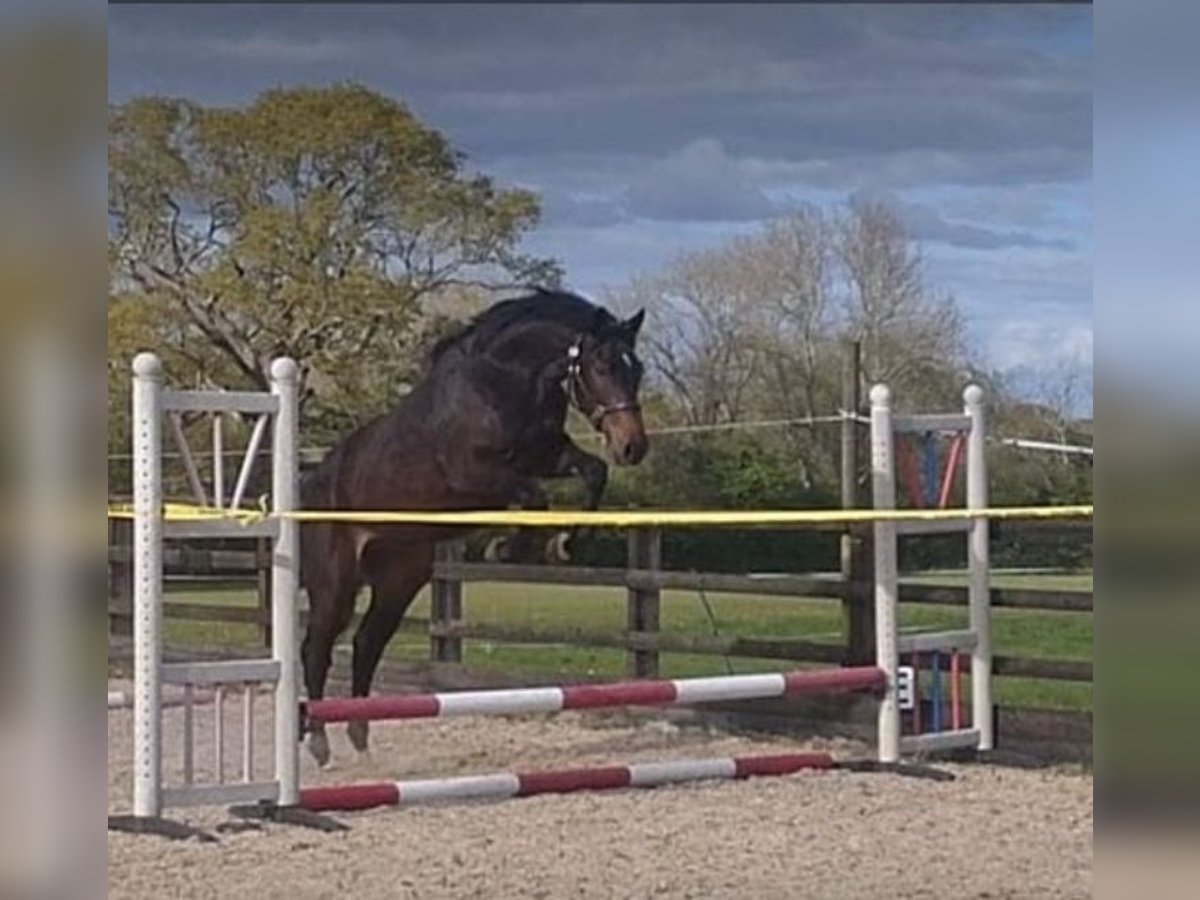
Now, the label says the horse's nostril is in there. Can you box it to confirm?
[605,428,646,465]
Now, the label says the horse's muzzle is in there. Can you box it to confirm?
[602,408,648,466]
[615,435,648,466]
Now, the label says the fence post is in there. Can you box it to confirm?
[845,527,874,663]
[108,518,134,637]
[964,385,994,751]
[430,540,464,666]
[627,528,661,678]
[256,537,273,649]
[869,384,900,764]
[840,341,874,664]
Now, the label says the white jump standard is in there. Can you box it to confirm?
[869,383,992,759]
[111,352,993,829]
[117,352,302,833]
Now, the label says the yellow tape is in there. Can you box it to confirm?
[106,502,1093,528]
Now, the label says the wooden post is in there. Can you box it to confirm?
[430,539,464,666]
[626,528,661,678]
[256,537,273,649]
[840,341,874,664]
[108,518,134,637]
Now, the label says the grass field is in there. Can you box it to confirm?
[155,568,1092,712]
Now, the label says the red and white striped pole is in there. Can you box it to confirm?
[300,751,834,812]
[303,666,885,726]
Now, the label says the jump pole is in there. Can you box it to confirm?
[300,752,835,812]
[304,667,886,726]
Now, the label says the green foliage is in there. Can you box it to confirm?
[108,83,560,448]
[560,429,842,573]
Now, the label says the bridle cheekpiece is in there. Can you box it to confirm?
[564,334,641,429]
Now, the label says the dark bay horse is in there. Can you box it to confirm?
[298,289,649,764]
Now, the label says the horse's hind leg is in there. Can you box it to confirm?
[301,585,358,766]
[300,527,359,766]
[347,541,434,753]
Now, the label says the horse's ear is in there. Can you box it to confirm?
[621,309,646,340]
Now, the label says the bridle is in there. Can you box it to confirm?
[564,336,641,429]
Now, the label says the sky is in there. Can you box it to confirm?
[108,3,1093,413]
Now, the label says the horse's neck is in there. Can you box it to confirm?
[487,322,573,375]
[476,326,573,435]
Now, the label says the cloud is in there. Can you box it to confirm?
[991,321,1092,372]
[107,3,1091,391]
[522,218,763,297]
[623,139,777,222]
[109,5,1091,186]
[197,36,353,65]
[850,189,1076,251]
[742,147,1090,194]
[916,216,1074,252]
[989,321,1093,415]
[538,189,627,228]
[930,182,1090,233]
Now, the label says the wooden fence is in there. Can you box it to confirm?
[107,519,1093,693]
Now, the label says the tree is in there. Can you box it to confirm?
[738,208,836,423]
[1035,353,1092,457]
[603,198,976,501]
[836,198,966,407]
[108,83,559,440]
[610,243,769,427]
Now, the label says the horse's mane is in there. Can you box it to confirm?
[429,288,617,363]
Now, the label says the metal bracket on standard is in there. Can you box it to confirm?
[228,802,350,833]
[834,759,958,783]
[107,815,219,843]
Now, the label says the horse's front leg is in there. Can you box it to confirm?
[485,443,609,564]
[557,442,608,510]
[483,478,553,564]
[545,442,608,560]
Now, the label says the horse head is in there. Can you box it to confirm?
[565,309,649,466]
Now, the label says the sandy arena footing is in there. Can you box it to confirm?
[107,685,1092,900]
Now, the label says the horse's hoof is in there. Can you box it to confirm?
[347,719,370,754]
[545,532,572,564]
[306,730,331,767]
[483,536,506,562]
[489,534,549,564]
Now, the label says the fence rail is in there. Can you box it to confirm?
[108,600,1091,685]
[106,547,1093,612]
[106,529,1093,687]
